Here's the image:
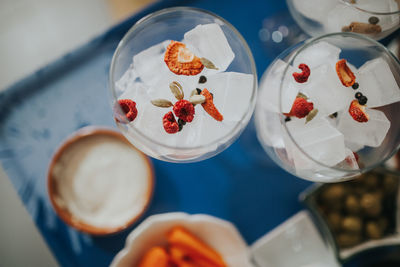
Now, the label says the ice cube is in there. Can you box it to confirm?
[286,117,346,167]
[119,82,151,112]
[184,23,235,73]
[337,108,391,147]
[301,64,354,116]
[147,71,198,101]
[196,115,236,147]
[255,107,285,148]
[345,141,365,152]
[260,59,301,113]
[220,72,254,122]
[291,0,338,22]
[115,66,137,94]
[337,148,359,170]
[133,40,170,86]
[293,41,341,70]
[357,58,400,108]
[133,102,178,147]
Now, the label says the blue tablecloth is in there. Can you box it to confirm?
[3,0,388,266]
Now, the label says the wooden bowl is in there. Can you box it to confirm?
[47,126,154,235]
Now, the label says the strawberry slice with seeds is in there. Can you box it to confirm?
[349,100,369,122]
[201,89,223,121]
[164,41,204,76]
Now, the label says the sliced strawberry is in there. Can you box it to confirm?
[336,59,356,87]
[201,89,223,121]
[349,100,369,122]
[164,41,204,76]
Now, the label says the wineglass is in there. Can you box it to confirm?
[109,7,257,163]
[255,32,400,182]
[287,0,400,40]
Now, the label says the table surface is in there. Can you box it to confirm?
[1,0,399,266]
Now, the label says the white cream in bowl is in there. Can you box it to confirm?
[51,131,152,230]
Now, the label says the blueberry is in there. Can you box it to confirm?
[178,118,186,126]
[178,123,183,131]
[352,82,359,90]
[358,96,368,105]
[285,116,291,122]
[196,88,202,94]
[368,16,379,25]
[199,75,207,84]
[355,92,363,99]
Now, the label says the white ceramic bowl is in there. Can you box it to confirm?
[110,212,253,267]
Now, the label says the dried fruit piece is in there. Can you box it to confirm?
[201,89,223,121]
[151,99,173,108]
[173,99,195,122]
[293,63,311,83]
[286,97,314,119]
[349,100,369,122]
[170,81,184,100]
[116,99,137,122]
[348,22,382,34]
[336,59,356,87]
[163,111,179,134]
[164,41,204,76]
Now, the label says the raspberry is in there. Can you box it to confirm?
[116,99,137,122]
[288,97,314,118]
[293,63,310,83]
[349,100,369,122]
[173,99,195,122]
[163,111,179,134]
[201,89,223,121]
[164,41,204,76]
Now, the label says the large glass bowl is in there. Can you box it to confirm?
[255,32,400,182]
[109,7,257,163]
[287,0,400,40]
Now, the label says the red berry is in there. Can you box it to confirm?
[288,97,314,118]
[163,111,179,134]
[173,99,195,122]
[293,63,310,83]
[116,99,137,122]
[349,100,369,123]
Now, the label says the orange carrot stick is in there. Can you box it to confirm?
[138,246,170,267]
[166,226,226,267]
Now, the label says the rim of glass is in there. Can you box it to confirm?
[280,31,400,175]
[109,6,258,152]
[339,0,400,15]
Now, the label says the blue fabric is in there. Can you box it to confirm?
[1,0,375,266]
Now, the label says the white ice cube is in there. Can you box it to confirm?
[196,115,236,147]
[133,40,170,86]
[302,64,354,116]
[119,82,151,114]
[337,108,391,147]
[285,117,346,167]
[115,66,137,95]
[357,58,400,108]
[133,102,178,147]
[147,71,198,101]
[293,41,341,70]
[184,23,235,73]
[336,148,360,170]
[291,0,338,22]
[345,141,365,152]
[220,72,254,122]
[260,59,301,113]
